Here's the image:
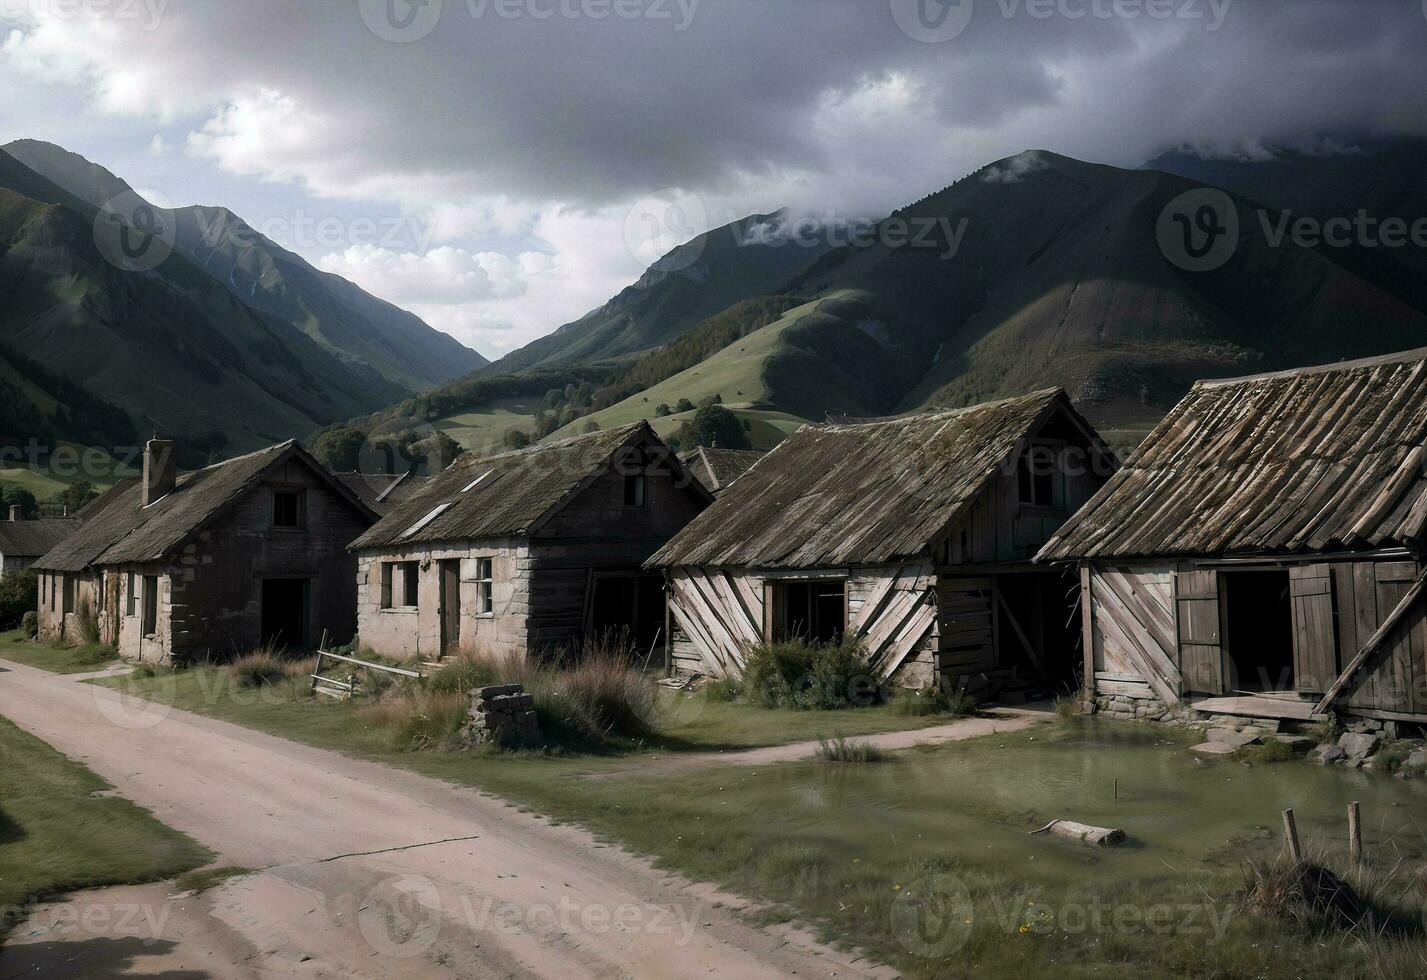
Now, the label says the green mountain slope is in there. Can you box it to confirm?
[0,162,409,456]
[3,140,487,390]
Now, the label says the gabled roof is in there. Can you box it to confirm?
[1039,348,1427,561]
[34,441,375,572]
[677,447,764,495]
[334,471,431,515]
[651,389,1098,569]
[0,518,77,559]
[350,421,707,551]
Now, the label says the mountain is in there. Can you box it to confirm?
[3,140,487,390]
[1146,136,1427,315]
[484,210,835,374]
[540,150,1427,449]
[0,150,416,458]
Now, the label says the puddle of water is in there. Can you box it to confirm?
[711,721,1427,885]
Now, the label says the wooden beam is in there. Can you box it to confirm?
[1314,567,1427,714]
[1080,565,1095,698]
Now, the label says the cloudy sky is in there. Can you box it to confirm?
[3,0,1424,359]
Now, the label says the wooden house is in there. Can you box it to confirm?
[32,439,377,662]
[348,422,712,664]
[1038,350,1427,726]
[677,447,764,496]
[648,389,1116,688]
[0,507,75,579]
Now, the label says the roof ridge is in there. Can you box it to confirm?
[818,388,1063,432]
[1195,348,1427,389]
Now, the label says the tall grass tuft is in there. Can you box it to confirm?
[73,597,101,645]
[362,685,469,751]
[813,734,886,763]
[229,641,313,688]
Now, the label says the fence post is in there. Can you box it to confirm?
[1348,801,1362,864]
[1282,808,1303,864]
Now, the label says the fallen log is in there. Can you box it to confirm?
[1030,820,1126,846]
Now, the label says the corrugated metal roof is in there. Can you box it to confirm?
[34,441,372,571]
[350,422,674,550]
[1039,347,1427,560]
[650,389,1072,569]
[0,518,77,558]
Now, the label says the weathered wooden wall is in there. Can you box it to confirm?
[666,563,938,683]
[1083,559,1427,719]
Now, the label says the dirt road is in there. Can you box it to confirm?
[0,659,894,979]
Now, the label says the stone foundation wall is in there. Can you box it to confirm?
[1093,691,1184,725]
[461,684,541,747]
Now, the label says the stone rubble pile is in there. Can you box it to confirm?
[463,683,541,747]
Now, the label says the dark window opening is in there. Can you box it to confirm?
[1016,447,1054,507]
[141,575,158,637]
[773,580,846,644]
[272,489,305,528]
[589,574,666,653]
[126,572,137,617]
[380,563,394,608]
[624,474,646,507]
[401,561,419,608]
[261,578,309,649]
[1223,570,1293,692]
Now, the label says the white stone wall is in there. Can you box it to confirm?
[355,538,531,661]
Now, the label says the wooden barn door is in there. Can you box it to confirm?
[439,560,461,655]
[1288,564,1337,694]
[1175,569,1224,695]
[1372,562,1422,714]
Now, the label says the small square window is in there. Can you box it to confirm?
[273,489,305,528]
[624,474,646,507]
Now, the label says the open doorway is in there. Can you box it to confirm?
[996,571,1081,689]
[771,580,846,644]
[261,578,309,650]
[589,573,667,655]
[1222,570,1293,692]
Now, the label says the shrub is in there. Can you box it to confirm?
[814,734,885,763]
[704,676,741,702]
[741,638,879,710]
[19,610,37,638]
[0,569,38,630]
[1372,740,1415,774]
[1244,739,1299,764]
[229,644,311,688]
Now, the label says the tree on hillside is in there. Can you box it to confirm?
[309,424,366,472]
[672,406,750,450]
[654,403,671,417]
[53,480,97,515]
[674,397,696,413]
[0,485,36,519]
[503,429,531,450]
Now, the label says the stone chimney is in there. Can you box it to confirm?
[142,438,177,506]
[8,505,19,522]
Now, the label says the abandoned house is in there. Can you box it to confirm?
[349,421,713,663]
[677,447,764,496]
[32,438,377,662]
[0,506,76,578]
[647,389,1117,688]
[1038,349,1427,727]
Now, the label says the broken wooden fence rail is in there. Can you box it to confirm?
[310,647,426,699]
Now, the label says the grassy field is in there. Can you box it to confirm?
[0,630,119,674]
[88,664,1427,977]
[432,395,546,454]
[0,442,136,501]
[0,714,211,933]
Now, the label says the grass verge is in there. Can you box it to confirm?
[0,629,119,674]
[0,714,211,938]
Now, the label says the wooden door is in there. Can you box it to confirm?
[1373,561,1421,713]
[439,560,461,655]
[1289,564,1337,693]
[1175,568,1224,695]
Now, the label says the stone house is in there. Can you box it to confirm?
[1038,349,1427,728]
[32,439,376,662]
[648,389,1116,689]
[349,421,712,663]
[0,506,75,578]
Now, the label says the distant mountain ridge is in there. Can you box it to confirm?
[3,140,487,391]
